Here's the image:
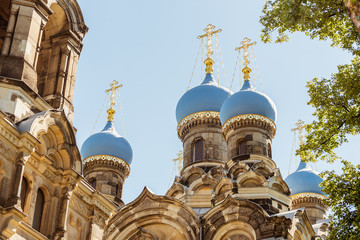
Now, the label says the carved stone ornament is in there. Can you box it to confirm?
[83,155,130,172]
[177,111,221,140]
[222,114,276,140]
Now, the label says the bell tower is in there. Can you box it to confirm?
[0,0,88,123]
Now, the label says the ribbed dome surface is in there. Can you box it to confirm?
[176,73,231,123]
[81,121,133,164]
[220,81,277,124]
[285,161,324,196]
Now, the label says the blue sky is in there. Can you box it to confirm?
[74,0,359,203]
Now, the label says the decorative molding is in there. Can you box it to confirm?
[221,114,276,140]
[177,111,221,140]
[291,192,326,200]
[291,192,328,209]
[0,125,19,146]
[83,155,130,174]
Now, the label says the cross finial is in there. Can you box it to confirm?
[291,119,305,145]
[105,80,123,122]
[197,24,222,74]
[172,150,183,176]
[235,37,257,81]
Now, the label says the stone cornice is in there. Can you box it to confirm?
[0,113,39,155]
[83,155,130,178]
[291,192,328,209]
[291,192,326,200]
[177,111,221,140]
[230,187,292,206]
[222,114,276,140]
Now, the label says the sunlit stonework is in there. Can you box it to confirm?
[0,0,329,239]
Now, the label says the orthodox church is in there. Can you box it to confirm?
[0,0,329,240]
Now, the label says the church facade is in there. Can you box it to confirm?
[0,1,329,240]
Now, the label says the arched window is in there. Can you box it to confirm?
[237,140,247,155]
[267,143,272,158]
[237,135,253,155]
[32,188,45,232]
[20,177,28,210]
[89,178,96,189]
[193,139,204,161]
[116,184,122,198]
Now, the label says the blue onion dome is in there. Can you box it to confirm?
[220,80,277,124]
[81,121,133,165]
[285,161,325,196]
[176,73,231,123]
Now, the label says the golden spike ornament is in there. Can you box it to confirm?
[197,24,222,74]
[105,80,123,122]
[235,37,257,81]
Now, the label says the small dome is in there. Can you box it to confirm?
[81,121,133,165]
[220,81,277,124]
[285,161,324,196]
[176,73,231,123]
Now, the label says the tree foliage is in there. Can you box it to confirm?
[260,0,360,162]
[299,57,360,163]
[260,0,360,55]
[260,0,360,238]
[321,161,360,239]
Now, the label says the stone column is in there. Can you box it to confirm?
[7,153,28,207]
[1,7,18,56]
[54,187,72,240]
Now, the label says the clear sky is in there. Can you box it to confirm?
[74,0,359,203]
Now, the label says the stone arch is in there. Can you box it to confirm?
[227,161,248,179]
[201,197,269,239]
[201,196,291,239]
[212,221,256,240]
[209,165,225,180]
[213,177,233,196]
[35,0,88,117]
[268,176,291,195]
[186,172,218,195]
[237,170,266,187]
[166,182,185,199]
[105,187,200,240]
[252,161,273,179]
[22,172,34,216]
[16,110,82,172]
[181,166,205,186]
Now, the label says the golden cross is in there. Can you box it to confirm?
[105,80,123,122]
[197,24,222,73]
[291,119,305,145]
[172,150,183,176]
[235,37,257,81]
[235,37,257,67]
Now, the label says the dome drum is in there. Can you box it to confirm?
[222,114,276,141]
[83,155,130,178]
[177,111,221,140]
